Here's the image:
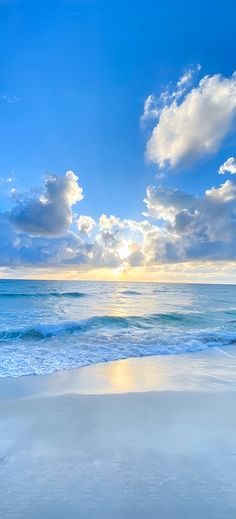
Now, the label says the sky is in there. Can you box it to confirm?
[1,0,236,282]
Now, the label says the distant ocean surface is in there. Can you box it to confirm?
[0,280,236,377]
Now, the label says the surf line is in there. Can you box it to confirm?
[214,347,233,358]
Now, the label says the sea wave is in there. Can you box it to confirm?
[0,324,236,377]
[121,290,142,295]
[0,291,87,299]
[1,281,236,378]
[0,312,204,341]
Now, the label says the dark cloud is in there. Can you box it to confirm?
[144,180,236,262]
[9,171,83,237]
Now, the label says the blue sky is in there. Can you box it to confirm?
[1,0,236,281]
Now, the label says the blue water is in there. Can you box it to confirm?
[0,280,236,377]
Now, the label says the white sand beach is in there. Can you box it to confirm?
[1,347,236,518]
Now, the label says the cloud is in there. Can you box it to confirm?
[99,214,123,230]
[141,65,201,127]
[4,176,236,269]
[3,163,236,273]
[0,175,14,185]
[143,179,236,261]
[145,72,236,168]
[2,94,19,104]
[143,185,196,222]
[205,179,236,202]
[176,65,201,92]
[9,171,83,236]
[76,215,96,236]
[140,94,159,126]
[219,157,236,175]
[0,211,89,268]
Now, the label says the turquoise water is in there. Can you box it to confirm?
[0,280,236,377]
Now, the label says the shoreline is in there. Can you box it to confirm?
[1,345,236,401]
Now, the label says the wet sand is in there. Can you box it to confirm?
[1,349,236,518]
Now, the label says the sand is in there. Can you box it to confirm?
[1,348,236,518]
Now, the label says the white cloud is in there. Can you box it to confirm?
[145,72,236,168]
[177,70,193,89]
[206,179,236,202]
[141,65,201,126]
[76,215,96,236]
[10,171,83,236]
[143,185,195,222]
[3,166,236,271]
[2,94,19,104]
[9,187,20,198]
[0,175,14,185]
[99,214,123,230]
[219,157,236,175]
[176,65,201,91]
[140,94,159,125]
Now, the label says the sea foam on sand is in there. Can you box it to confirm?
[1,348,236,519]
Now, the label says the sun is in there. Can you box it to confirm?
[118,241,131,260]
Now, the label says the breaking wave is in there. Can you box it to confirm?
[0,321,236,377]
[0,312,203,341]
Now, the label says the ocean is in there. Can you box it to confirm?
[0,279,236,377]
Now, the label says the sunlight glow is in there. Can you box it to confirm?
[118,241,131,260]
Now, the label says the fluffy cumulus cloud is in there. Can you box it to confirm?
[76,215,96,236]
[3,173,236,273]
[99,214,123,230]
[9,171,83,236]
[141,65,201,127]
[205,179,236,202]
[219,157,236,175]
[144,179,236,261]
[144,71,236,168]
[143,185,196,223]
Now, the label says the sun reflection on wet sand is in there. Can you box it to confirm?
[41,356,168,395]
[2,347,236,402]
[104,357,166,393]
